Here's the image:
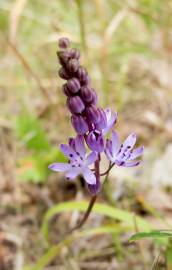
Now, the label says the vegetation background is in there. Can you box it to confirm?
[0,0,172,269]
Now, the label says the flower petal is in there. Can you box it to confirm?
[124,160,141,167]
[103,110,118,134]
[105,139,114,162]
[60,144,76,160]
[82,167,96,185]
[104,108,111,122]
[48,163,71,172]
[105,148,114,162]
[68,138,75,150]
[122,133,137,150]
[65,167,80,179]
[111,131,120,155]
[75,135,86,158]
[86,152,98,166]
[129,146,144,160]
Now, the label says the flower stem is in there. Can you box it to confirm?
[67,158,100,234]
[75,0,87,53]
[100,162,114,176]
[68,195,97,234]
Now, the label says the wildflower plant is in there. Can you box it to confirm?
[49,37,144,231]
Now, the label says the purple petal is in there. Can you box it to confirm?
[105,148,113,162]
[75,135,86,158]
[106,139,112,152]
[111,131,120,155]
[68,138,76,150]
[104,108,111,122]
[124,160,141,167]
[48,163,71,172]
[103,110,118,134]
[82,167,96,185]
[122,133,137,150]
[129,146,144,161]
[94,109,107,131]
[86,152,97,166]
[105,139,114,162]
[60,144,76,160]
[65,167,80,179]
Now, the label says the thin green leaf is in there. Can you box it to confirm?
[41,200,153,240]
[130,230,172,242]
[15,113,50,151]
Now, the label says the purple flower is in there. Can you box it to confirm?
[86,131,104,153]
[103,108,118,135]
[105,131,144,167]
[48,135,98,185]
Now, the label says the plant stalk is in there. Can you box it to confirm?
[75,0,87,53]
[67,158,100,234]
[68,194,97,234]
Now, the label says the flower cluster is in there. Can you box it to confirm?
[49,37,144,195]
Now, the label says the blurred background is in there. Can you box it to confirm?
[0,0,172,269]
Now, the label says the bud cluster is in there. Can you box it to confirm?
[57,38,107,139]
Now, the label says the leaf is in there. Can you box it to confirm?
[130,230,172,242]
[41,200,153,240]
[166,245,172,267]
[17,155,48,183]
[17,148,66,183]
[15,112,50,151]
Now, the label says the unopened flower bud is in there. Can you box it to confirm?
[58,67,70,80]
[80,86,93,103]
[95,109,107,130]
[69,48,80,59]
[71,115,89,134]
[82,74,90,85]
[67,96,85,114]
[86,131,104,152]
[77,66,87,83]
[67,78,81,94]
[87,176,101,195]
[67,59,79,73]
[85,105,101,124]
[91,89,98,105]
[77,67,90,85]
[62,84,71,97]
[58,37,70,49]
[57,51,70,65]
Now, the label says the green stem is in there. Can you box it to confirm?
[67,157,100,234]
[75,0,86,52]
[103,163,114,205]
